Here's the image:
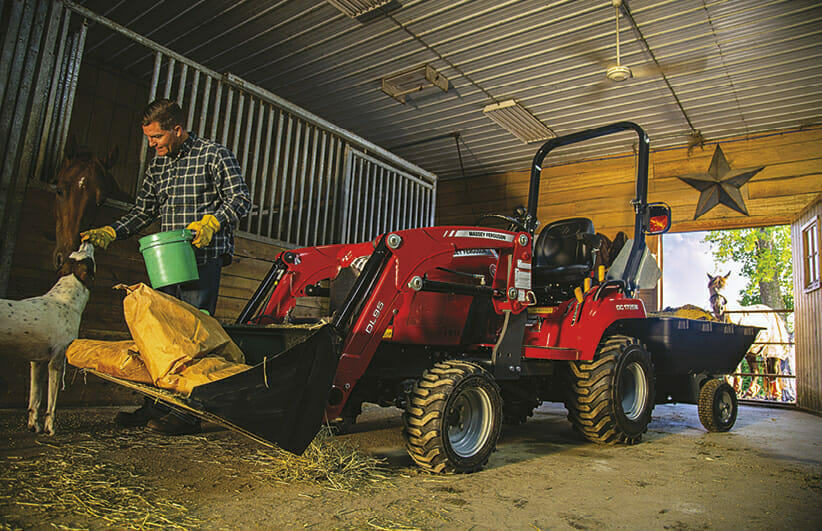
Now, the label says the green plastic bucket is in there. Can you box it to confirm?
[138,229,198,288]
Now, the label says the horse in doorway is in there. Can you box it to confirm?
[52,137,128,270]
[708,272,791,400]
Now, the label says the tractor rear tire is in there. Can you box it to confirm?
[698,379,738,432]
[404,360,502,473]
[565,335,655,445]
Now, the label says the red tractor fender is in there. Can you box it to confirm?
[523,288,646,361]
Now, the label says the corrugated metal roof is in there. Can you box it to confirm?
[76,0,822,180]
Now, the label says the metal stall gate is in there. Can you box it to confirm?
[66,1,438,250]
[0,0,437,296]
[0,0,87,295]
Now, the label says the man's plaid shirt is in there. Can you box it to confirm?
[112,133,251,264]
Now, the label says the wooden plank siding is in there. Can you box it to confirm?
[437,127,822,237]
[792,197,822,413]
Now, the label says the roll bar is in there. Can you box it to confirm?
[525,121,651,294]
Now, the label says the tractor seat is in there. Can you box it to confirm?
[532,217,601,283]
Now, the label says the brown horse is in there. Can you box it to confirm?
[52,138,128,270]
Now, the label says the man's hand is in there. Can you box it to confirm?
[81,226,116,249]
[186,215,220,248]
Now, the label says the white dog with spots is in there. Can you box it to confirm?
[0,242,95,434]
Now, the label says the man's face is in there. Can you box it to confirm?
[142,121,185,157]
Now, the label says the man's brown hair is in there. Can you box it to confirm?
[141,99,185,130]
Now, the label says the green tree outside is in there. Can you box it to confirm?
[702,225,793,315]
[703,225,794,400]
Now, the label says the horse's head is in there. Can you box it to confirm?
[52,138,124,270]
[707,271,731,321]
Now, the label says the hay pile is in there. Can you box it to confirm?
[0,437,201,530]
[1,418,390,529]
[244,426,389,492]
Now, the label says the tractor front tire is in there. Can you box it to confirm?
[698,379,738,432]
[404,361,502,473]
[565,335,655,445]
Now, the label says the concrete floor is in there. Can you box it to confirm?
[1,400,821,529]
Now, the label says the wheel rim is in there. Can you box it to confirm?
[717,389,733,423]
[447,385,493,458]
[620,361,648,421]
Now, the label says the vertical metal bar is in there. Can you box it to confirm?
[276,115,293,241]
[176,63,188,106]
[351,156,360,241]
[340,147,354,243]
[266,110,284,238]
[209,81,223,140]
[295,124,312,246]
[137,51,162,185]
[0,0,26,115]
[402,178,410,228]
[162,56,175,99]
[220,87,233,147]
[239,96,254,174]
[416,183,422,228]
[391,173,402,230]
[56,21,86,166]
[148,51,162,102]
[286,120,303,243]
[321,137,337,244]
[34,4,71,182]
[19,0,63,183]
[312,131,327,246]
[232,93,245,157]
[376,165,385,235]
[245,99,264,232]
[198,75,212,137]
[430,179,437,226]
[186,69,199,131]
[255,105,274,235]
[368,160,378,239]
[304,126,319,245]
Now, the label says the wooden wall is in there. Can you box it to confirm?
[436,127,822,237]
[792,197,822,413]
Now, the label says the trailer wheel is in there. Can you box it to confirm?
[565,335,655,445]
[698,379,737,432]
[404,361,502,473]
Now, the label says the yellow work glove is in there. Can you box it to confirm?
[186,214,220,248]
[80,226,116,250]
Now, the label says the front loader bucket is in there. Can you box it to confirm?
[89,323,339,454]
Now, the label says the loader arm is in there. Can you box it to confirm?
[322,226,533,420]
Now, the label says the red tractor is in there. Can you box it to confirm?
[94,123,759,473]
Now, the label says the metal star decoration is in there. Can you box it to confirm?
[677,145,764,219]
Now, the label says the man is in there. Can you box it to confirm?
[82,98,251,434]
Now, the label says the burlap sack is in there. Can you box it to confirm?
[118,283,245,384]
[66,339,153,384]
[156,356,251,395]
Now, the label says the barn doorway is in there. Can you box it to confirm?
[661,227,796,405]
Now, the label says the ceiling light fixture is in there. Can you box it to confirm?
[381,64,448,103]
[482,100,555,143]
[327,0,399,21]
